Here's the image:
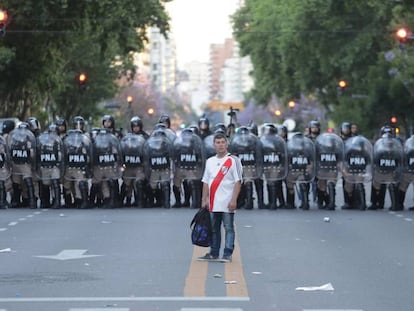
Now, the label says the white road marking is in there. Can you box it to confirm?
[26,214,34,218]
[303,309,363,311]
[70,309,129,311]
[182,309,243,311]
[8,222,18,226]
[0,297,250,303]
[396,214,403,218]
[0,228,7,232]
[18,218,26,221]
[34,211,41,215]
[34,249,103,261]
[405,218,413,222]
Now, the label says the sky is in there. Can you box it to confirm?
[165,0,240,68]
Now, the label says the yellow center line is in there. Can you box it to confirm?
[184,226,248,298]
[184,246,208,296]
[225,229,249,297]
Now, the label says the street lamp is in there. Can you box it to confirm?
[288,100,295,109]
[127,96,133,106]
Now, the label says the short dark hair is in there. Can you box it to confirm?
[213,132,227,141]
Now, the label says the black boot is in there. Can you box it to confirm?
[389,184,401,211]
[355,183,366,210]
[89,183,100,207]
[317,189,326,209]
[51,179,61,209]
[299,183,309,210]
[377,184,386,210]
[162,181,171,209]
[286,188,295,209]
[134,180,145,208]
[255,179,265,210]
[325,182,336,210]
[108,179,118,208]
[24,177,37,209]
[189,180,201,209]
[0,181,9,209]
[79,181,89,209]
[244,181,254,210]
[237,183,247,209]
[40,183,51,208]
[266,182,277,210]
[63,188,73,208]
[172,185,182,208]
[11,183,21,208]
[275,181,285,209]
[182,180,190,207]
[367,185,379,210]
[397,189,406,211]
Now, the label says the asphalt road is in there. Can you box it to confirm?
[0,184,414,311]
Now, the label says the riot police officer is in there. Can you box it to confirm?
[0,121,14,209]
[315,133,344,210]
[260,123,288,209]
[56,117,68,138]
[198,117,212,140]
[102,114,123,139]
[286,133,316,209]
[37,124,64,209]
[230,126,263,209]
[9,123,37,209]
[343,134,373,210]
[368,126,403,210]
[120,117,148,208]
[143,128,174,208]
[63,120,92,209]
[92,128,122,208]
[172,128,205,209]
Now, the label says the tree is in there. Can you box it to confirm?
[0,0,171,124]
[232,0,414,137]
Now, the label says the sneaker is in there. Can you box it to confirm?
[197,253,218,261]
[221,255,232,262]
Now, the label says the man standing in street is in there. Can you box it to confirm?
[199,132,243,262]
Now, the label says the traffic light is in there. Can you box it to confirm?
[78,73,87,90]
[0,9,8,36]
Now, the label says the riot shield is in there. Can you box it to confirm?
[120,132,146,180]
[143,129,173,182]
[315,133,344,181]
[203,134,216,159]
[0,136,11,181]
[286,133,315,183]
[229,128,263,180]
[63,129,92,181]
[92,129,122,180]
[402,136,414,180]
[260,133,288,181]
[36,131,64,180]
[9,127,37,173]
[343,135,373,184]
[372,136,403,184]
[173,128,205,180]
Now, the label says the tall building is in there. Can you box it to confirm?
[221,42,254,102]
[148,27,178,93]
[209,38,235,100]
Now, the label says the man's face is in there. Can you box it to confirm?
[214,137,228,154]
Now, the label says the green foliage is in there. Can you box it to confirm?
[0,0,170,124]
[232,0,414,137]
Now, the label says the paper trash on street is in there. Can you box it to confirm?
[295,282,334,291]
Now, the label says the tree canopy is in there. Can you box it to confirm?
[0,0,171,124]
[232,0,414,137]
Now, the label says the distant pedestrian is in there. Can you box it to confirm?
[199,132,242,262]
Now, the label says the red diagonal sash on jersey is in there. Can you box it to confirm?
[209,157,233,212]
